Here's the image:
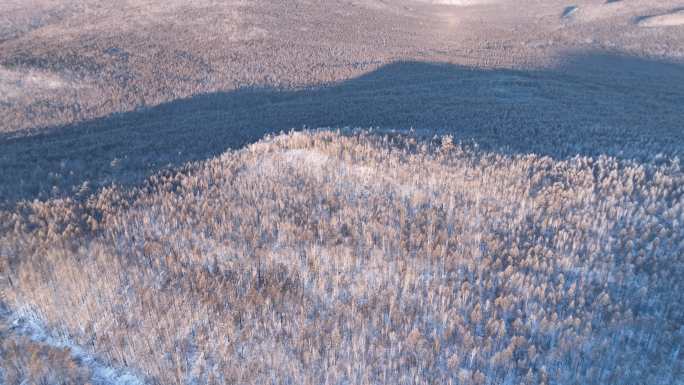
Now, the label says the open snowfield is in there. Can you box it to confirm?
[1,1,683,385]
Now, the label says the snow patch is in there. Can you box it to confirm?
[0,66,73,101]
[282,148,331,168]
[2,306,146,385]
[411,0,501,5]
[562,6,579,19]
[637,10,684,27]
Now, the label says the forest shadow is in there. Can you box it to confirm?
[1,52,683,205]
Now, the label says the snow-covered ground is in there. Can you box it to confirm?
[0,305,145,385]
[1,0,683,134]
[0,0,683,205]
[1,2,684,385]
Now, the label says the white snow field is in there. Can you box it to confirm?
[1,1,683,385]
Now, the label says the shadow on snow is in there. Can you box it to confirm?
[1,51,683,205]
